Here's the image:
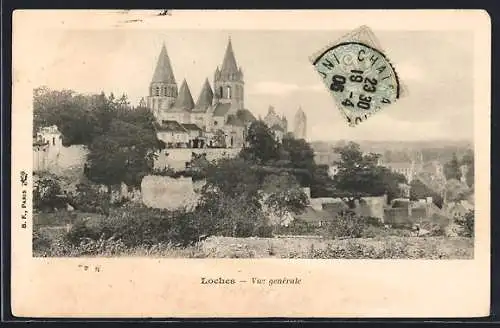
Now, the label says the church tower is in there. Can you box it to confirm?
[294,107,307,139]
[213,37,244,112]
[147,44,178,115]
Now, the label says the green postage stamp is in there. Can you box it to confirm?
[310,26,406,127]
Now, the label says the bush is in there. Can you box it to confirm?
[277,219,317,236]
[33,173,66,212]
[65,218,102,245]
[64,204,206,248]
[33,228,52,253]
[68,183,108,214]
[457,210,474,237]
[324,210,367,238]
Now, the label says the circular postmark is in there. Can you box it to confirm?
[312,42,400,126]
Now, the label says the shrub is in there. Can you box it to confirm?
[33,173,66,212]
[457,210,474,237]
[324,210,367,238]
[68,183,108,214]
[63,204,206,248]
[33,228,52,253]
[65,218,101,245]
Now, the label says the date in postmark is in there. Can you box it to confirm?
[310,26,405,126]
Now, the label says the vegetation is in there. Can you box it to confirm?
[33,88,474,258]
[34,88,163,214]
[409,179,444,208]
[312,142,407,207]
[33,173,66,212]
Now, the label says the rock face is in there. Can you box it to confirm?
[141,175,201,210]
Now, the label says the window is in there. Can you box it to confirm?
[219,87,223,98]
[227,86,231,99]
[52,137,55,145]
[156,86,160,96]
[214,121,218,126]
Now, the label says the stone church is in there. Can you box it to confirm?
[145,38,256,149]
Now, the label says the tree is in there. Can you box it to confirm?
[33,173,65,212]
[85,119,160,214]
[241,120,279,164]
[444,153,461,181]
[278,136,317,186]
[33,87,99,145]
[332,142,406,207]
[409,179,444,208]
[262,173,309,228]
[445,179,470,203]
[196,158,270,237]
[310,164,336,198]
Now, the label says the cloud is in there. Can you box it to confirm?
[248,81,324,95]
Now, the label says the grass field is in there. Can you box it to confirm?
[33,233,473,259]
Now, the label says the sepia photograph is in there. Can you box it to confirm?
[31,25,475,259]
[11,10,490,317]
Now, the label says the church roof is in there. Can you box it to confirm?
[173,79,195,110]
[181,123,202,131]
[220,38,239,75]
[295,106,306,118]
[213,103,232,117]
[155,120,187,133]
[151,44,176,84]
[193,78,213,112]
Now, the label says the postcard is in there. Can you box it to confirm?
[11,9,490,317]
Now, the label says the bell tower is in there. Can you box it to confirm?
[213,37,244,112]
[147,43,178,115]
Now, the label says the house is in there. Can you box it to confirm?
[181,123,204,147]
[155,121,189,147]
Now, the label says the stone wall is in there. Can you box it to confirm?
[140,175,202,210]
[355,195,387,220]
[33,144,88,175]
[153,148,241,171]
[384,208,411,226]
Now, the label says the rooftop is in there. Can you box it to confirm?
[151,44,176,84]
[155,120,187,133]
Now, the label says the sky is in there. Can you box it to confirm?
[28,29,474,142]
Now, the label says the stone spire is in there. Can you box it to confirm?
[174,79,195,110]
[295,106,306,118]
[151,43,176,84]
[220,37,239,76]
[294,106,307,140]
[195,78,214,110]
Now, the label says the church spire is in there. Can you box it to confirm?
[220,37,239,76]
[195,78,214,110]
[151,43,176,84]
[174,79,195,110]
[295,106,306,118]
